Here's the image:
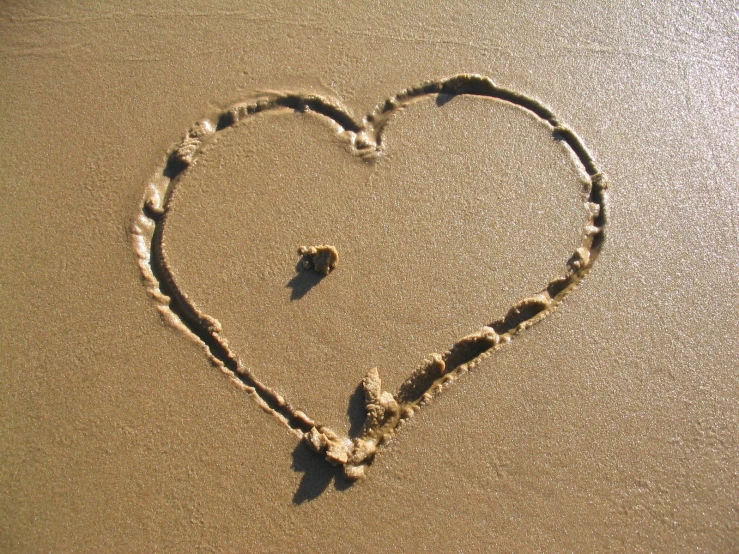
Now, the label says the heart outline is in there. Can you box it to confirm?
[132,74,608,480]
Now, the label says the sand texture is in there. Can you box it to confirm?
[1,1,737,552]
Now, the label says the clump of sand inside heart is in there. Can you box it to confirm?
[298,245,339,275]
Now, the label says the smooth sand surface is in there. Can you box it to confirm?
[1,2,737,551]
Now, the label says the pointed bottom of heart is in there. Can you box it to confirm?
[132,74,608,481]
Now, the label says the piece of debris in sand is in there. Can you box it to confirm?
[298,245,339,275]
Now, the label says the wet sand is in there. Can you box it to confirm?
[1,2,737,551]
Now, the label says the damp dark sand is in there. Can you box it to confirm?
[1,2,737,551]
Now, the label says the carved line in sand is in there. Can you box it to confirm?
[132,74,608,481]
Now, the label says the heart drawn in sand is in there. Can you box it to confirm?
[132,74,608,481]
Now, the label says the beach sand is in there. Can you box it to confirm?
[1,2,737,551]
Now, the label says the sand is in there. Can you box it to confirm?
[1,1,737,551]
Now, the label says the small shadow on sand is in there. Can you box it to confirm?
[286,262,325,300]
[346,382,367,438]
[291,442,353,504]
[436,92,457,106]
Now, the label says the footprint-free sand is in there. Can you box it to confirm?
[1,2,737,551]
